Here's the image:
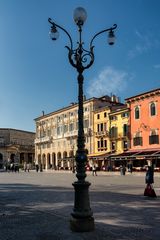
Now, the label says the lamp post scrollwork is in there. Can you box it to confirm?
[48,7,117,232]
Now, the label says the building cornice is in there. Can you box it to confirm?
[125,88,160,103]
[0,128,35,134]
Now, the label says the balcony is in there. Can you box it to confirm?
[34,136,52,144]
[64,130,78,139]
[95,131,109,137]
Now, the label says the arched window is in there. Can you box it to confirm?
[135,131,141,138]
[150,102,156,116]
[133,131,142,146]
[135,106,140,119]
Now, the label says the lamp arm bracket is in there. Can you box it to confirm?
[90,24,117,48]
[82,46,95,70]
[65,46,95,70]
[65,46,77,69]
[48,18,73,49]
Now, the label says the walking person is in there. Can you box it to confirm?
[6,158,11,172]
[24,162,27,172]
[92,164,97,176]
[35,164,39,172]
[120,165,126,175]
[10,161,14,172]
[14,161,19,173]
[26,163,30,172]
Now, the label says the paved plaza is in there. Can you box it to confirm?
[0,170,160,240]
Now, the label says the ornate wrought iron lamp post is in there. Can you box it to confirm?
[48,7,117,232]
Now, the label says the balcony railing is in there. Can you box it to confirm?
[34,136,52,144]
[95,131,109,137]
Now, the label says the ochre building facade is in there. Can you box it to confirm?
[0,128,35,168]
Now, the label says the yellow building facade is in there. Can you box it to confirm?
[94,107,111,153]
[88,96,126,169]
[109,107,130,156]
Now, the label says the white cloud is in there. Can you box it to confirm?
[86,66,129,98]
[128,30,159,59]
[154,64,160,69]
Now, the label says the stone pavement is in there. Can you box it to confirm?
[0,170,160,240]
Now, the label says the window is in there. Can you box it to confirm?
[123,140,128,150]
[149,130,159,144]
[57,126,61,135]
[63,125,68,133]
[150,102,156,116]
[135,106,140,119]
[97,114,100,119]
[97,138,107,151]
[97,141,100,149]
[121,112,129,118]
[104,112,107,118]
[100,138,103,148]
[110,116,117,121]
[57,116,61,122]
[111,141,116,151]
[110,126,118,138]
[47,129,51,136]
[84,119,89,128]
[0,137,4,145]
[104,140,107,148]
[123,124,128,137]
[97,123,105,132]
[70,112,74,117]
[69,123,74,132]
[133,132,142,146]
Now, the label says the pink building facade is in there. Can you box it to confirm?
[125,88,160,168]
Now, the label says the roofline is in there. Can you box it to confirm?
[34,97,98,121]
[0,128,35,134]
[109,106,129,115]
[125,88,160,101]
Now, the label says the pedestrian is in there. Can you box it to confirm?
[24,162,27,172]
[92,165,97,176]
[6,158,11,172]
[120,165,126,175]
[35,164,39,172]
[144,165,156,197]
[10,162,14,172]
[27,163,30,172]
[127,163,133,173]
[14,161,19,173]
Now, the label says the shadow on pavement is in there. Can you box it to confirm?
[0,182,159,239]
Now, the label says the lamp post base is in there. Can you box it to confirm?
[70,180,95,232]
[70,216,94,232]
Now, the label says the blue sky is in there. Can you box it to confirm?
[0,0,160,132]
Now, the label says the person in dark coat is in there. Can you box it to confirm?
[144,165,156,197]
[145,166,154,184]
